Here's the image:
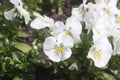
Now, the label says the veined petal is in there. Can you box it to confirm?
[61,48,72,61]
[4,8,16,20]
[43,36,72,62]
[43,36,62,62]
[44,49,62,62]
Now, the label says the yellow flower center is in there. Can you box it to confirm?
[105,2,109,6]
[106,9,109,14]
[116,16,120,21]
[96,31,101,35]
[65,29,71,35]
[56,46,62,52]
[93,50,99,57]
[82,9,87,14]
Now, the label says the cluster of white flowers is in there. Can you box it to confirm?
[72,0,119,68]
[30,12,82,62]
[4,0,120,68]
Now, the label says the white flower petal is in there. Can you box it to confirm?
[10,0,23,6]
[30,17,47,29]
[53,21,65,37]
[44,49,61,62]
[61,48,72,61]
[43,15,54,28]
[66,16,82,36]
[33,12,41,17]
[87,37,112,68]
[71,7,82,21]
[24,12,31,24]
[83,0,87,4]
[43,36,56,50]
[113,35,120,55]
[4,8,16,20]
[30,14,54,29]
[68,62,78,71]
[17,6,31,24]
[43,36,72,62]
[57,33,74,48]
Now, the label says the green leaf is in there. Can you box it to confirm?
[13,76,23,80]
[12,52,22,62]
[0,34,4,38]
[17,32,29,38]
[13,42,32,53]
[2,62,7,72]
[103,73,116,80]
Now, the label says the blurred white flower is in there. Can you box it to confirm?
[4,0,31,24]
[92,17,107,42]
[95,0,118,7]
[53,16,82,43]
[111,10,120,28]
[113,36,120,55]
[4,8,16,20]
[83,3,98,31]
[30,12,54,30]
[72,0,88,21]
[87,37,112,68]
[43,36,73,62]
[95,0,118,16]
[68,62,78,71]
[72,1,99,33]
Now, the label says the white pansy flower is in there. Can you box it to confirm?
[87,37,112,68]
[92,17,107,42]
[83,3,99,32]
[95,1,118,17]
[72,0,88,21]
[43,36,73,62]
[53,16,82,43]
[92,27,106,42]
[4,0,30,24]
[72,1,98,32]
[110,10,120,27]
[30,12,54,30]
